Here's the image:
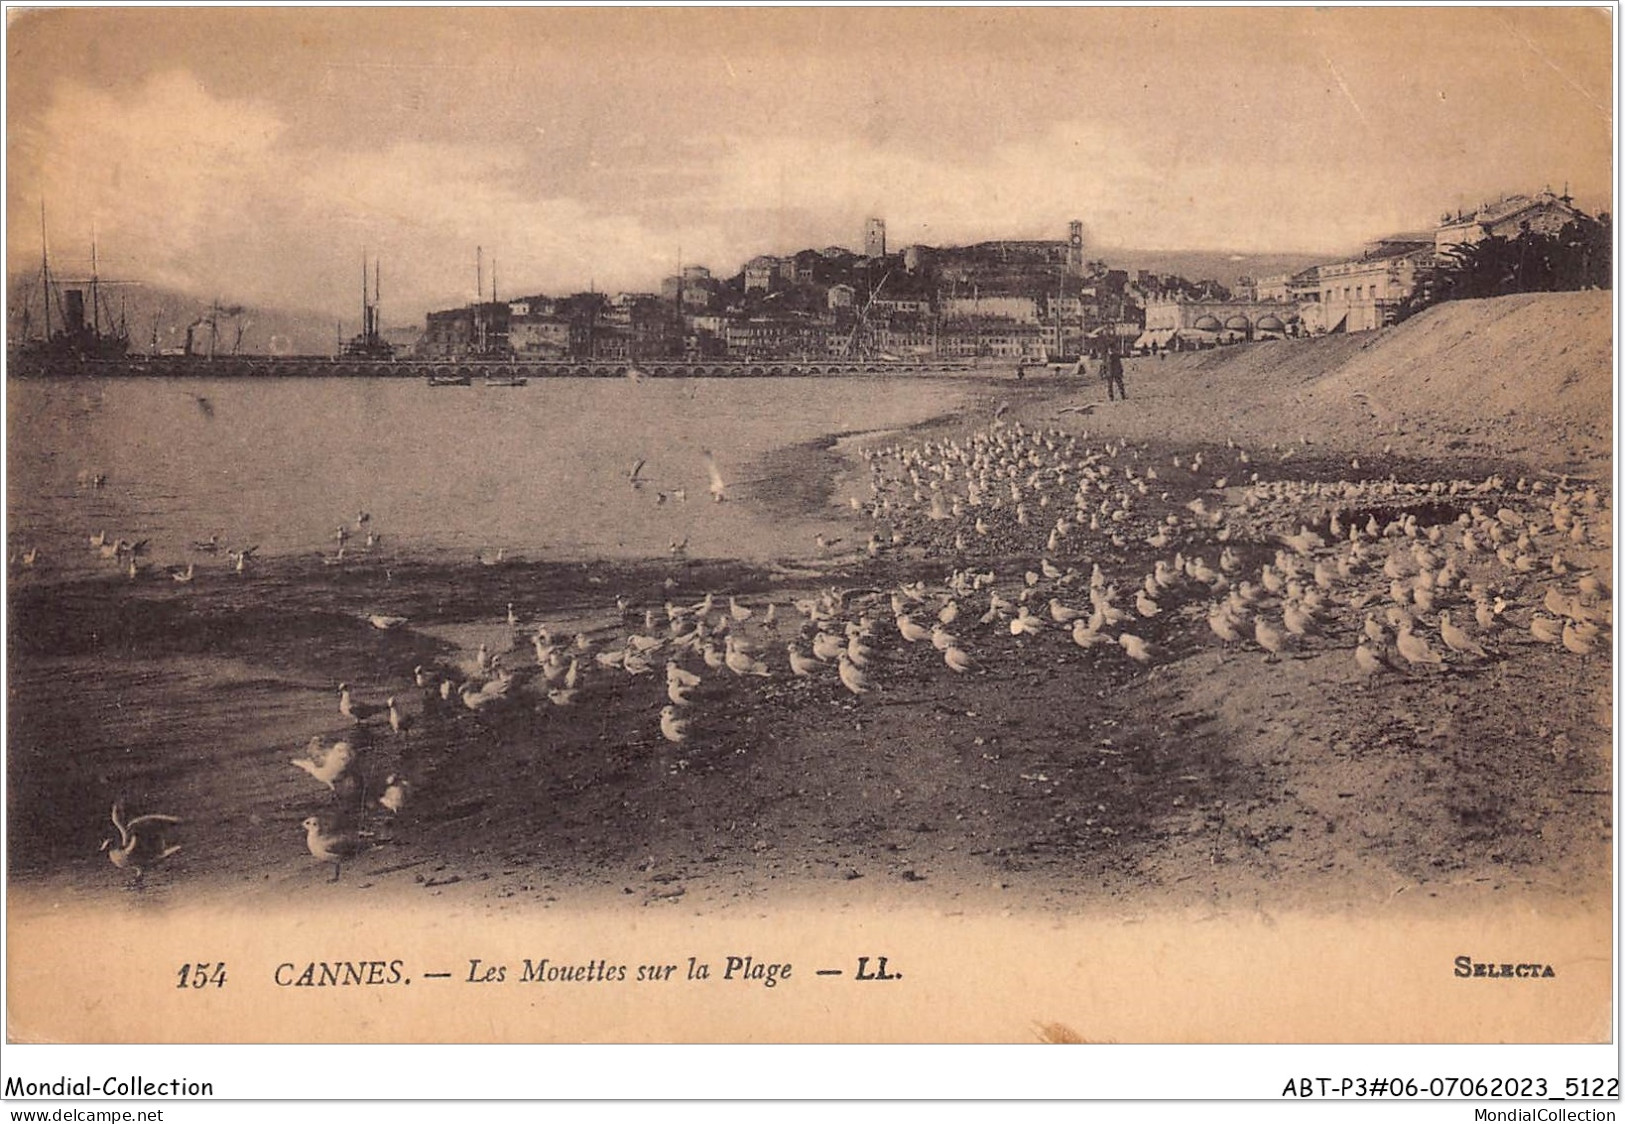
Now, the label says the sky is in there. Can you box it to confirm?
[5,6,1614,323]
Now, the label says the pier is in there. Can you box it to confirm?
[6,355,990,379]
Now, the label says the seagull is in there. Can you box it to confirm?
[168,561,195,583]
[378,775,410,815]
[1529,615,1564,644]
[1253,617,1286,661]
[1562,619,1598,657]
[1438,611,1487,659]
[1394,624,1444,668]
[944,645,976,673]
[723,637,771,677]
[387,697,412,736]
[338,683,386,723]
[666,661,702,689]
[1282,601,1318,638]
[1354,642,1388,683]
[1048,599,1085,624]
[101,802,182,884]
[896,615,932,643]
[837,655,870,695]
[788,644,821,677]
[368,613,407,630]
[1073,619,1109,649]
[1207,607,1242,646]
[1118,633,1153,663]
[1010,606,1045,636]
[701,448,728,502]
[811,631,846,661]
[659,704,690,744]
[1363,613,1387,646]
[291,737,355,790]
[301,815,363,881]
[462,675,514,711]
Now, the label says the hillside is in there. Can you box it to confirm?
[1066,290,1612,475]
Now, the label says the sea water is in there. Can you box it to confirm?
[7,375,975,569]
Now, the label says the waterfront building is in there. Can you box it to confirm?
[508,314,572,356]
[1435,187,1587,252]
[1313,236,1435,333]
[1141,294,1302,343]
[939,293,1041,323]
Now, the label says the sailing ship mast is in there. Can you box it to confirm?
[39,202,52,342]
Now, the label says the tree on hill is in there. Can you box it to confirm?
[1435,215,1610,301]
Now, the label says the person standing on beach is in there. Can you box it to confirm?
[1102,343,1126,401]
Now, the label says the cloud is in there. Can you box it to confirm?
[8,72,712,315]
[9,72,287,289]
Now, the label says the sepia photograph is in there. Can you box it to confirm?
[2,3,1616,1097]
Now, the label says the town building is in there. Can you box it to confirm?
[1311,236,1434,333]
[864,218,886,258]
[744,255,784,292]
[938,293,1041,323]
[508,314,572,356]
[1142,294,1300,342]
[1435,187,1587,252]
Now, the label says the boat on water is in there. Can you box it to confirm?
[483,374,528,387]
[427,373,472,387]
[10,206,131,372]
[340,253,396,361]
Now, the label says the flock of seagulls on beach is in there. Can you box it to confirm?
[850,420,1611,689]
[62,407,1614,891]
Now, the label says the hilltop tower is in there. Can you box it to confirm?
[1068,220,1084,277]
[865,217,887,258]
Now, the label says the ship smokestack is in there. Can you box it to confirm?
[64,290,86,334]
